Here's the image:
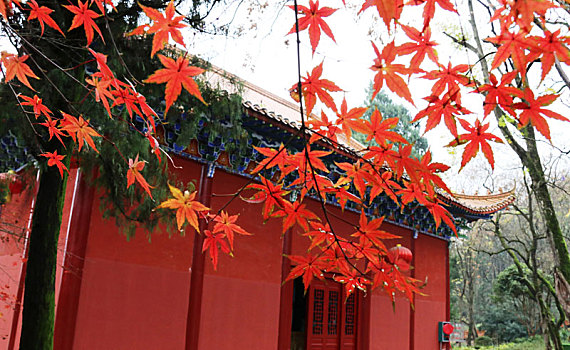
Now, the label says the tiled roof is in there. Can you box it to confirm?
[203,63,366,152]
[203,63,514,218]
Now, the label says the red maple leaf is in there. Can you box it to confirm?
[419,150,450,194]
[367,170,401,204]
[308,111,341,143]
[413,91,471,137]
[251,144,290,176]
[361,108,408,145]
[63,0,104,46]
[158,184,210,231]
[335,160,371,199]
[26,0,64,36]
[285,254,327,291]
[41,150,68,177]
[60,112,100,152]
[352,211,398,252]
[111,86,149,120]
[448,118,503,170]
[327,184,361,210]
[19,94,52,119]
[129,0,186,57]
[86,75,115,118]
[273,200,320,232]
[126,155,154,198]
[491,0,556,31]
[304,221,335,251]
[1,53,40,90]
[512,89,569,140]
[475,72,520,117]
[486,26,538,78]
[145,131,162,162]
[363,144,399,173]
[291,145,332,174]
[92,0,116,14]
[38,117,66,145]
[407,0,457,30]
[88,49,114,79]
[144,54,206,116]
[288,0,336,54]
[422,62,473,97]
[202,229,230,271]
[334,261,371,296]
[359,0,403,29]
[211,211,252,251]
[393,144,423,183]
[0,0,18,20]
[290,170,334,200]
[425,200,456,235]
[334,97,367,140]
[242,176,289,220]
[533,29,570,81]
[293,62,341,115]
[397,181,429,206]
[370,41,415,105]
[397,25,438,68]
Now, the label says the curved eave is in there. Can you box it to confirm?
[438,189,516,221]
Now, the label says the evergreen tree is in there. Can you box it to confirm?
[0,1,245,348]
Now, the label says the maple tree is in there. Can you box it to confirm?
[0,0,569,348]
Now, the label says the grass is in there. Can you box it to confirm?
[459,336,545,350]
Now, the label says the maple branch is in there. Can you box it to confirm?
[466,0,528,160]
[443,32,477,53]
[102,10,140,85]
[3,79,42,143]
[293,0,306,130]
[5,24,88,92]
[554,56,570,91]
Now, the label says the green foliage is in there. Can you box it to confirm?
[0,1,247,240]
[493,265,532,301]
[479,303,528,343]
[463,336,545,350]
[475,335,494,346]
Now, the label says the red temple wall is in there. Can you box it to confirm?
[71,157,202,349]
[414,233,448,348]
[199,170,283,349]
[0,157,451,350]
[369,223,412,350]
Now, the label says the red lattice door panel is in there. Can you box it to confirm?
[339,293,357,350]
[306,280,358,350]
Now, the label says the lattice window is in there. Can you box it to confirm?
[312,289,324,335]
[327,290,339,335]
[345,293,355,335]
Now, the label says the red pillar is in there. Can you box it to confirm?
[409,231,417,350]
[357,290,371,350]
[185,163,214,350]
[445,240,451,350]
[277,229,293,350]
[53,169,96,350]
[7,171,40,350]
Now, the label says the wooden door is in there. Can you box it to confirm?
[339,293,357,350]
[306,280,357,350]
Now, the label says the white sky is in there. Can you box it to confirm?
[1,0,569,192]
[186,0,570,192]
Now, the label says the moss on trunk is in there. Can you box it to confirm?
[19,158,69,350]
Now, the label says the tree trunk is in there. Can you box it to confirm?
[19,157,69,350]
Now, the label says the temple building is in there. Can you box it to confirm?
[0,69,515,350]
